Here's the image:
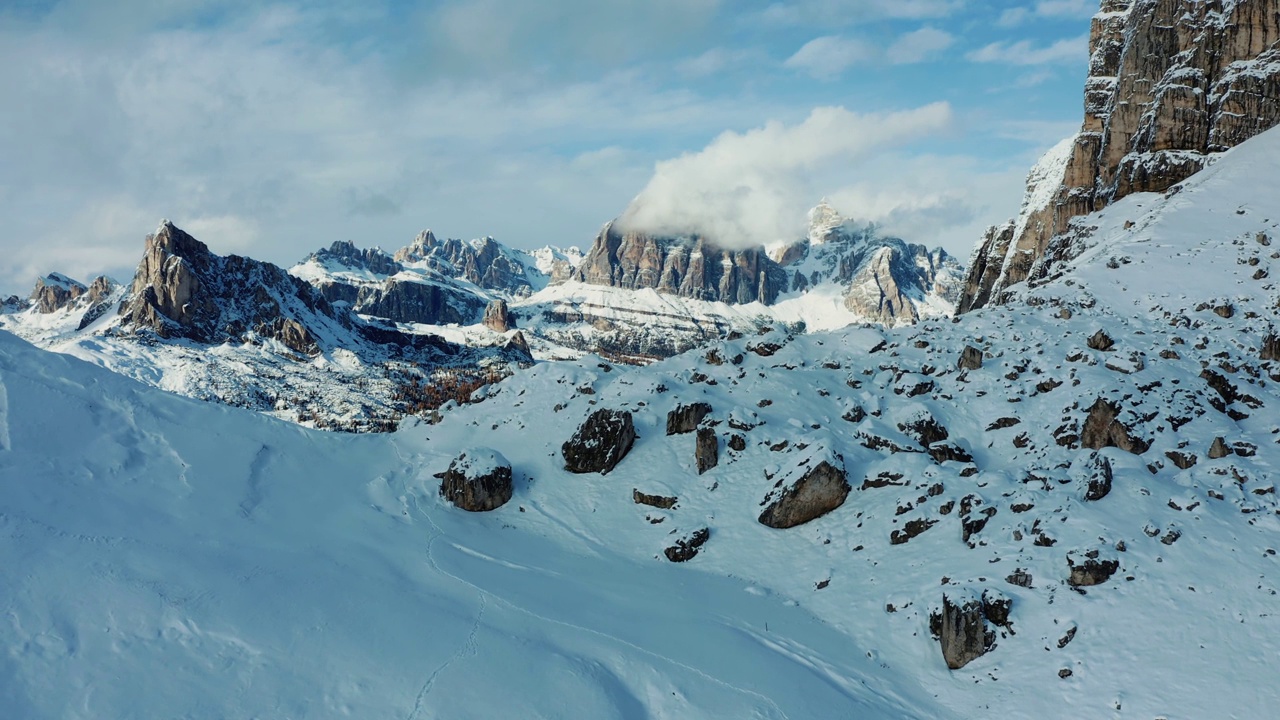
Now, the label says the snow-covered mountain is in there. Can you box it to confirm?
[6,118,1280,718]
[0,221,533,432]
[291,199,963,361]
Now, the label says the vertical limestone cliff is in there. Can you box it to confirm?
[960,0,1280,312]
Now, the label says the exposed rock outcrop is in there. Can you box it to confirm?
[483,299,515,332]
[695,427,718,474]
[958,345,983,371]
[664,527,710,563]
[758,446,851,529]
[30,273,87,313]
[961,0,1280,312]
[1067,553,1120,587]
[119,221,338,355]
[574,222,786,305]
[396,231,539,298]
[1080,398,1150,454]
[439,448,514,512]
[562,408,637,474]
[666,402,712,435]
[633,489,677,509]
[929,592,1003,670]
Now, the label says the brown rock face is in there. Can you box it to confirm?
[439,448,514,512]
[1080,398,1150,454]
[562,409,637,474]
[758,448,851,529]
[1067,555,1120,587]
[483,299,515,332]
[30,274,88,313]
[666,402,712,435]
[119,221,338,355]
[695,427,718,474]
[960,0,1280,312]
[929,593,997,670]
[574,223,786,305]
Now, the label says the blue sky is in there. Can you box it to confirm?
[0,0,1099,291]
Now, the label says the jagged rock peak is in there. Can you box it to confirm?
[30,273,88,313]
[312,240,402,276]
[960,0,1280,313]
[807,198,844,243]
[119,220,339,355]
[394,230,439,263]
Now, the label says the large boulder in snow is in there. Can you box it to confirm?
[758,446,851,529]
[440,447,514,512]
[666,402,712,435]
[1080,398,1149,454]
[562,408,636,474]
[695,428,718,474]
[929,592,998,670]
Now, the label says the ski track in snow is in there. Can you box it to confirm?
[411,494,793,720]
[0,372,9,451]
[239,445,270,518]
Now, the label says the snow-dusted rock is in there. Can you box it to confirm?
[929,592,996,670]
[440,448,514,512]
[960,0,1280,313]
[562,408,636,475]
[695,427,718,475]
[758,446,850,529]
[666,402,712,435]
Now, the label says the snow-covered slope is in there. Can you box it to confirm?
[5,125,1280,718]
[0,329,941,719]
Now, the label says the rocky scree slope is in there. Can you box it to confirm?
[0,222,532,432]
[413,126,1280,717]
[962,0,1280,312]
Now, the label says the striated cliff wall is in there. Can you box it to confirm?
[960,0,1280,312]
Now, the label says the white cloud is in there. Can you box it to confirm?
[1034,0,1096,17]
[784,36,876,78]
[997,8,1031,27]
[760,0,963,25]
[886,27,954,64]
[967,35,1089,65]
[617,103,955,248]
[997,0,1094,26]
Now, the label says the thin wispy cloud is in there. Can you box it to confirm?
[967,35,1089,65]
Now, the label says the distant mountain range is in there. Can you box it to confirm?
[1,200,962,428]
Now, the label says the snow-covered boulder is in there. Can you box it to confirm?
[440,448,514,512]
[758,445,850,529]
[562,408,636,475]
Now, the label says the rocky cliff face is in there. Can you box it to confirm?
[960,0,1280,312]
[119,221,356,355]
[573,223,788,305]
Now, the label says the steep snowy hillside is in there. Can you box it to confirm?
[0,328,943,718]
[399,125,1280,718]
